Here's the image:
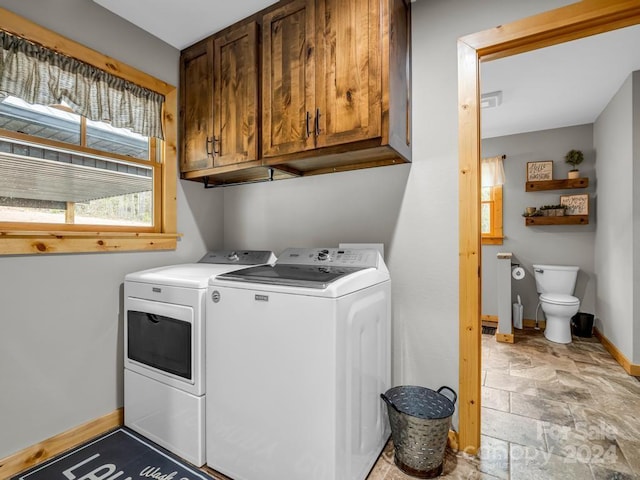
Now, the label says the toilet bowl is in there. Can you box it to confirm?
[533,264,581,344]
[539,293,580,344]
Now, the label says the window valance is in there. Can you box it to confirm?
[481,155,506,187]
[0,30,164,139]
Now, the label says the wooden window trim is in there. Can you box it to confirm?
[481,184,503,245]
[0,8,179,255]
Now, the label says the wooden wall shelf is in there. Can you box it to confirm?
[525,178,589,191]
[525,215,589,226]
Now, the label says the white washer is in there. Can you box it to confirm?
[124,250,276,466]
[206,247,391,480]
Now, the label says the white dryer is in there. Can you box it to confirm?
[124,250,276,466]
[206,248,391,480]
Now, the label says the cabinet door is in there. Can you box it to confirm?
[213,22,259,167]
[179,39,214,172]
[262,0,316,158]
[315,0,381,148]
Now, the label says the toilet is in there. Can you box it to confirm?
[533,264,580,344]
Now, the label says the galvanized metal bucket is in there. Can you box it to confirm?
[381,385,457,478]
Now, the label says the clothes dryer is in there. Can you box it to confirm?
[124,250,276,466]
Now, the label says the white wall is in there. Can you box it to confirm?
[594,73,635,361]
[222,0,575,431]
[0,0,224,458]
[482,125,597,322]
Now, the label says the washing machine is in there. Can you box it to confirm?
[124,250,276,466]
[206,247,391,480]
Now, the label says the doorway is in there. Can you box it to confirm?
[457,0,640,454]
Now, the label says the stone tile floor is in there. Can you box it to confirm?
[203,329,640,479]
[365,329,640,479]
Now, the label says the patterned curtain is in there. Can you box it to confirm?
[0,31,164,139]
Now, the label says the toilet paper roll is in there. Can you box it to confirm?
[512,267,525,280]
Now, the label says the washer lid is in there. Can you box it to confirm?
[540,293,580,305]
[216,264,368,289]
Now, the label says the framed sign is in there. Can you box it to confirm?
[560,194,589,215]
[526,161,553,181]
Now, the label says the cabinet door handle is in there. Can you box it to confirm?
[212,136,220,155]
[305,111,311,138]
[206,136,214,157]
[315,108,321,136]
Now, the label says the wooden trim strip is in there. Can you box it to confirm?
[461,0,640,61]
[457,37,482,456]
[593,327,640,376]
[0,409,123,479]
[0,231,182,238]
[0,234,179,254]
[0,8,173,95]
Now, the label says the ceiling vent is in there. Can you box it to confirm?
[481,90,503,109]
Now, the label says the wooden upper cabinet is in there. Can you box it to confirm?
[262,0,316,158]
[179,0,411,182]
[263,0,385,158]
[179,39,214,172]
[214,22,259,166]
[315,0,381,148]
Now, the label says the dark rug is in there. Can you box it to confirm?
[482,326,497,335]
[12,427,214,480]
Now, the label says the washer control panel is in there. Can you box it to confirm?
[277,248,380,268]
[198,250,276,265]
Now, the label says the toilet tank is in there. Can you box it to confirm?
[533,264,579,294]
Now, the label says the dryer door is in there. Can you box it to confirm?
[125,297,196,391]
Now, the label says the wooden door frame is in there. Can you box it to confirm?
[457,0,640,454]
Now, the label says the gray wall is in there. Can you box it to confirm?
[0,0,577,459]
[482,125,597,322]
[594,73,636,362]
[0,0,224,459]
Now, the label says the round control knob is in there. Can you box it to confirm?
[317,249,330,261]
[227,251,239,262]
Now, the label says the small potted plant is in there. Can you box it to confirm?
[565,149,584,179]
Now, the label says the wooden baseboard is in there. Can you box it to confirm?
[481,315,498,327]
[593,328,640,376]
[0,408,123,478]
[482,315,546,330]
[523,318,546,329]
[496,333,514,344]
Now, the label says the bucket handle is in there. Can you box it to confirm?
[380,393,401,413]
[437,386,457,405]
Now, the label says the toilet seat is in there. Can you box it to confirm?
[540,293,579,306]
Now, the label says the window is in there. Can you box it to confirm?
[0,11,178,255]
[481,185,503,245]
